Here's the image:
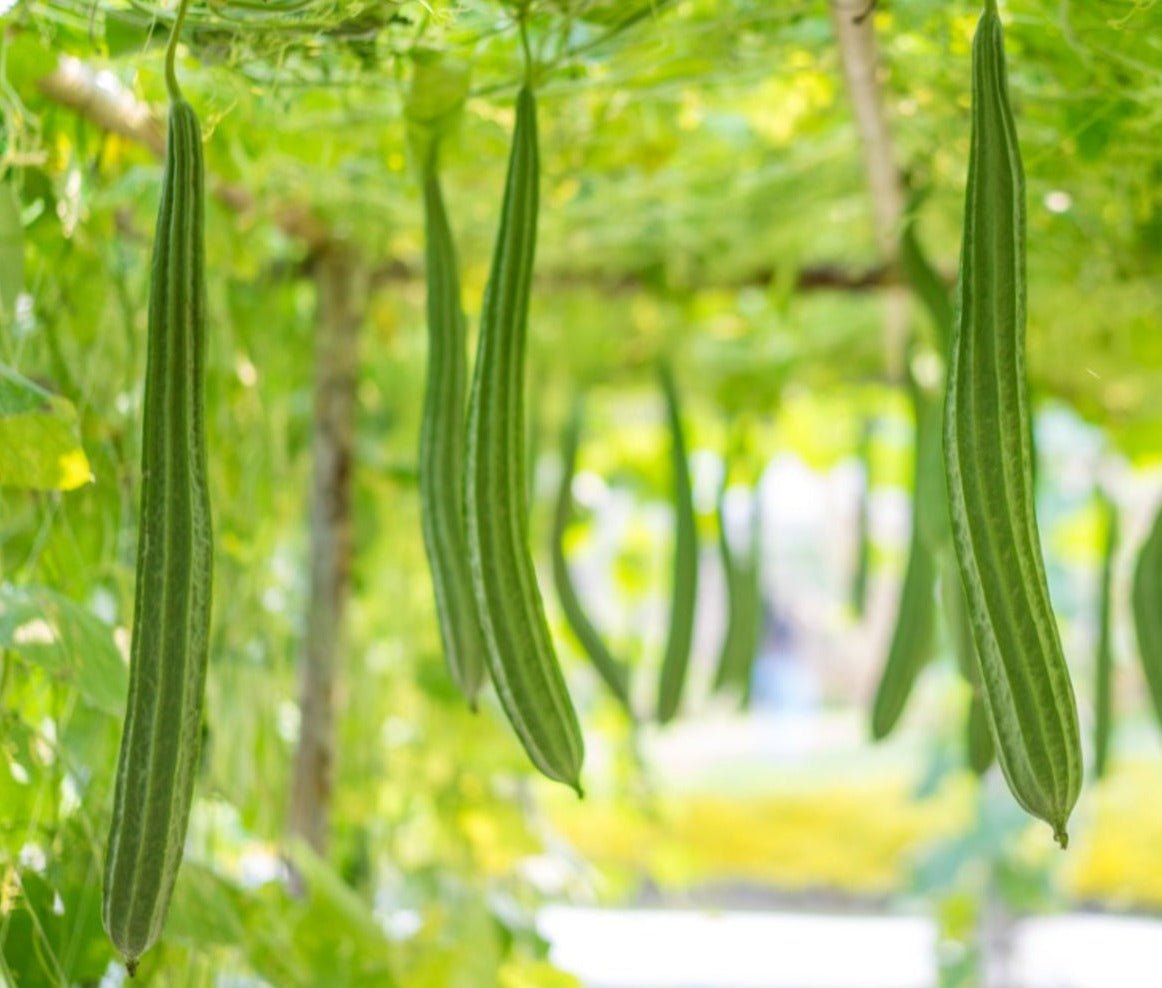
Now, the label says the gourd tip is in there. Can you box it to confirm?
[125,957,139,978]
[1053,827,1069,850]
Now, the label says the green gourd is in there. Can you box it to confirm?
[463,85,584,792]
[943,0,1082,846]
[712,473,762,705]
[655,359,699,725]
[713,480,743,693]
[941,555,995,774]
[418,149,487,705]
[550,394,634,716]
[103,13,213,970]
[900,202,954,357]
[1131,499,1162,734]
[733,522,763,710]
[870,378,941,740]
[849,420,873,620]
[966,694,996,776]
[1093,489,1118,779]
[902,191,1001,777]
[902,200,997,775]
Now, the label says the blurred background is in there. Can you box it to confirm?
[1,1,1161,986]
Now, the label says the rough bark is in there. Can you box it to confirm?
[368,257,940,296]
[288,243,364,856]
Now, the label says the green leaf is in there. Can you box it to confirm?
[0,364,92,491]
[0,364,55,417]
[2,35,56,93]
[575,0,675,29]
[0,866,109,986]
[104,12,161,58]
[285,841,398,985]
[166,863,248,948]
[0,584,128,715]
[0,718,47,855]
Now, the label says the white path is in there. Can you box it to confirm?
[540,907,1162,988]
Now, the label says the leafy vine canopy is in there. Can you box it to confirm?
[3,0,1161,450]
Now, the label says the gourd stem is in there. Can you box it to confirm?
[984,0,999,15]
[165,0,192,102]
[518,15,535,87]
[422,134,440,177]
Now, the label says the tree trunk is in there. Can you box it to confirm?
[288,242,364,856]
[827,1,910,379]
[827,1,906,260]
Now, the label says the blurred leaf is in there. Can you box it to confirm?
[0,366,92,491]
[572,0,677,30]
[1,862,109,986]
[3,34,56,92]
[0,408,91,491]
[499,958,583,988]
[0,364,52,417]
[104,12,160,58]
[0,584,127,715]
[0,718,47,854]
[166,862,248,949]
[285,841,399,986]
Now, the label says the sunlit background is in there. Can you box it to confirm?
[2,1,1162,986]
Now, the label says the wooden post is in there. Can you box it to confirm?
[288,242,364,856]
[827,0,909,380]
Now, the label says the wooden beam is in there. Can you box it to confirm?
[368,258,938,296]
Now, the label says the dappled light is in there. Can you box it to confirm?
[1,1,1161,985]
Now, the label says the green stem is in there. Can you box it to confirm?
[165,0,193,102]
[518,13,535,87]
